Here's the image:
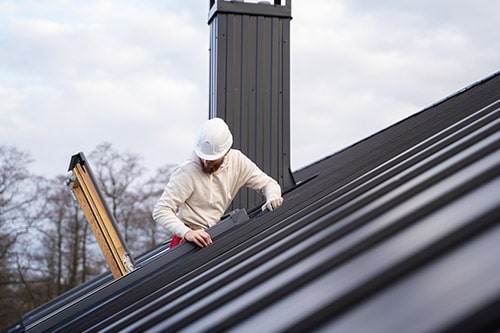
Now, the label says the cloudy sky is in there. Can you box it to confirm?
[1,0,499,179]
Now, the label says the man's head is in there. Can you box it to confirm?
[195,118,233,174]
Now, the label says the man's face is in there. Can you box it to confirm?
[200,156,225,174]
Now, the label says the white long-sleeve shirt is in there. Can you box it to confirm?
[152,149,282,238]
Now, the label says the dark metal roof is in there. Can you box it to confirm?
[8,71,500,333]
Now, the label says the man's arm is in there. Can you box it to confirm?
[237,151,284,211]
[152,168,193,238]
[153,167,214,247]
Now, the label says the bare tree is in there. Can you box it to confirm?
[0,143,177,329]
[88,143,175,255]
[32,176,105,297]
[0,145,40,328]
[0,146,35,259]
[89,143,149,255]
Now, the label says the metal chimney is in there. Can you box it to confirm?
[208,0,294,211]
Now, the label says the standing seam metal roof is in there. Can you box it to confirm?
[8,71,500,333]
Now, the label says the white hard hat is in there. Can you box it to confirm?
[195,118,233,160]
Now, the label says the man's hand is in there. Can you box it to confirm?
[262,197,284,211]
[184,229,213,247]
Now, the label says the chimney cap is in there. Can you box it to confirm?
[208,0,291,23]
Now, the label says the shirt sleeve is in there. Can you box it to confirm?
[152,166,193,238]
[238,151,282,200]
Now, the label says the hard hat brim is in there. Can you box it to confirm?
[195,148,229,161]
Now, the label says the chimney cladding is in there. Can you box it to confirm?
[208,0,294,211]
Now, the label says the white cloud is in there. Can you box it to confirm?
[0,0,498,178]
[290,0,500,170]
[0,0,209,177]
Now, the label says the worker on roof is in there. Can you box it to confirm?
[153,117,283,248]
